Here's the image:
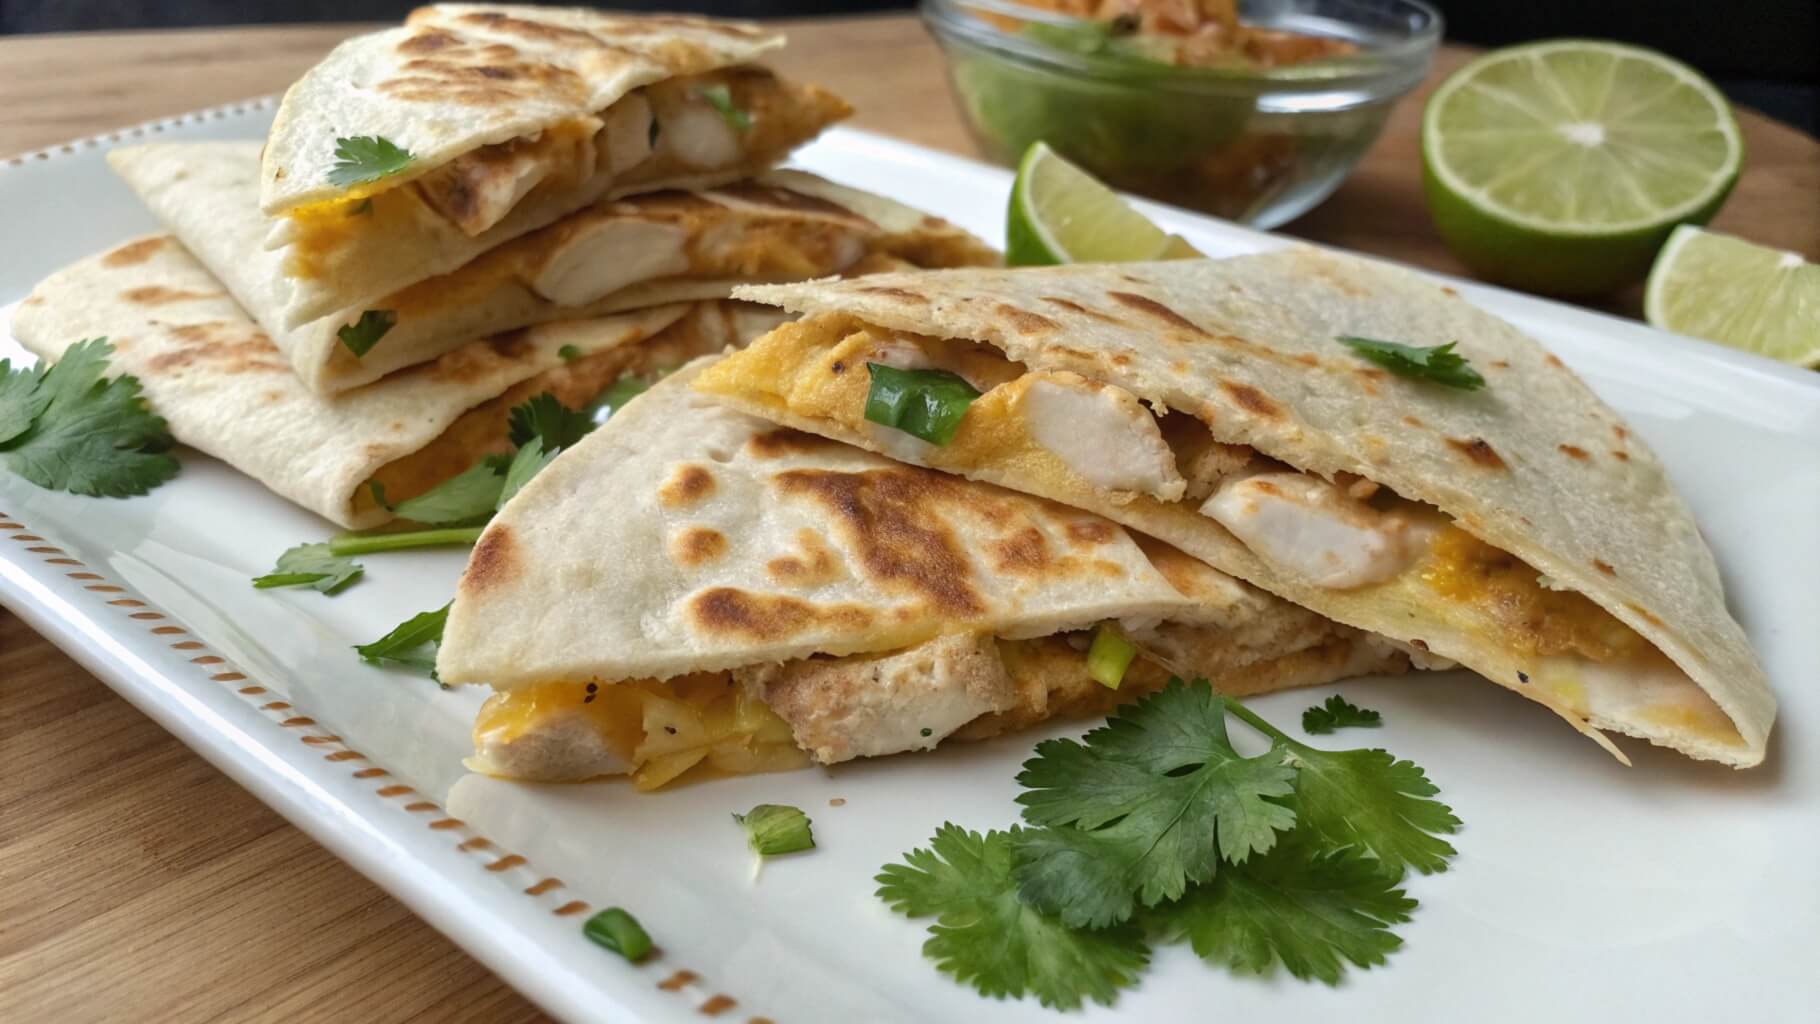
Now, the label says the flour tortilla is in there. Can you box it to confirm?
[262,6,849,327]
[700,249,1775,767]
[111,143,992,394]
[9,234,760,529]
[442,359,1406,781]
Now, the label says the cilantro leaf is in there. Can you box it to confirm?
[252,542,364,595]
[0,338,178,497]
[336,310,396,358]
[1228,700,1460,875]
[496,437,556,509]
[507,392,592,452]
[1302,695,1382,735]
[557,344,581,362]
[389,461,506,525]
[0,358,47,444]
[327,135,414,188]
[354,603,448,678]
[1151,832,1415,985]
[697,84,752,132]
[1012,680,1297,927]
[735,804,815,856]
[876,825,1148,1010]
[1336,336,1485,390]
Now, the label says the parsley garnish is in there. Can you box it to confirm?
[697,85,752,132]
[876,825,1149,1010]
[354,603,448,679]
[1302,695,1382,735]
[336,310,396,358]
[735,804,816,856]
[879,679,1461,1006]
[864,364,981,446]
[1337,336,1485,390]
[252,542,363,595]
[1151,831,1414,984]
[1011,681,1297,927]
[0,339,177,497]
[327,135,415,188]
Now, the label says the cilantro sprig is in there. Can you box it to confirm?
[327,135,415,188]
[252,542,363,595]
[1011,683,1297,927]
[354,602,448,680]
[336,310,396,358]
[879,679,1461,1008]
[1302,695,1382,735]
[1337,336,1486,390]
[0,339,178,497]
[876,825,1150,1010]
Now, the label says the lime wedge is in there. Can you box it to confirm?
[1006,141,1202,266]
[1645,226,1820,367]
[1422,41,1741,296]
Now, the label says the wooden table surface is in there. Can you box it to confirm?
[1,13,1815,1022]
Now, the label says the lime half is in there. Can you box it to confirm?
[1006,141,1202,266]
[1422,41,1741,296]
[1645,226,1820,367]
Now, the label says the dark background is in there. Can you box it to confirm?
[2,1,1813,133]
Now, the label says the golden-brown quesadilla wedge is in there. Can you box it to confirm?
[9,235,775,529]
[439,360,1407,789]
[111,142,995,394]
[694,249,1776,767]
[261,5,850,328]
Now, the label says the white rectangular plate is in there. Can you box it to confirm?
[5,102,1819,1024]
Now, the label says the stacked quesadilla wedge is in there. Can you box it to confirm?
[112,142,994,392]
[11,236,773,528]
[436,361,1409,788]
[693,248,1778,767]
[260,4,851,331]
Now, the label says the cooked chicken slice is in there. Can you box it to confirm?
[739,632,1018,764]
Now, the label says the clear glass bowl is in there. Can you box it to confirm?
[922,0,1441,227]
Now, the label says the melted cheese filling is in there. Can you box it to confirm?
[472,675,807,791]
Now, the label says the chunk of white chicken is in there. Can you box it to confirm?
[1019,373,1186,501]
[1201,471,1433,589]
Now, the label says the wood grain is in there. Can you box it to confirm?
[0,13,1814,1022]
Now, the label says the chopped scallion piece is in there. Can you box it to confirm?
[583,907,653,962]
[735,803,815,856]
[1086,623,1137,689]
[863,364,981,446]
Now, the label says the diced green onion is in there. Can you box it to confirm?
[863,364,981,446]
[583,907,653,962]
[1087,623,1137,690]
[735,803,816,856]
[697,84,752,132]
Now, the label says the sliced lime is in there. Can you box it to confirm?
[1645,226,1820,367]
[1006,141,1202,266]
[1422,40,1742,295]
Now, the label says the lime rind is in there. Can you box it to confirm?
[1007,142,1203,266]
